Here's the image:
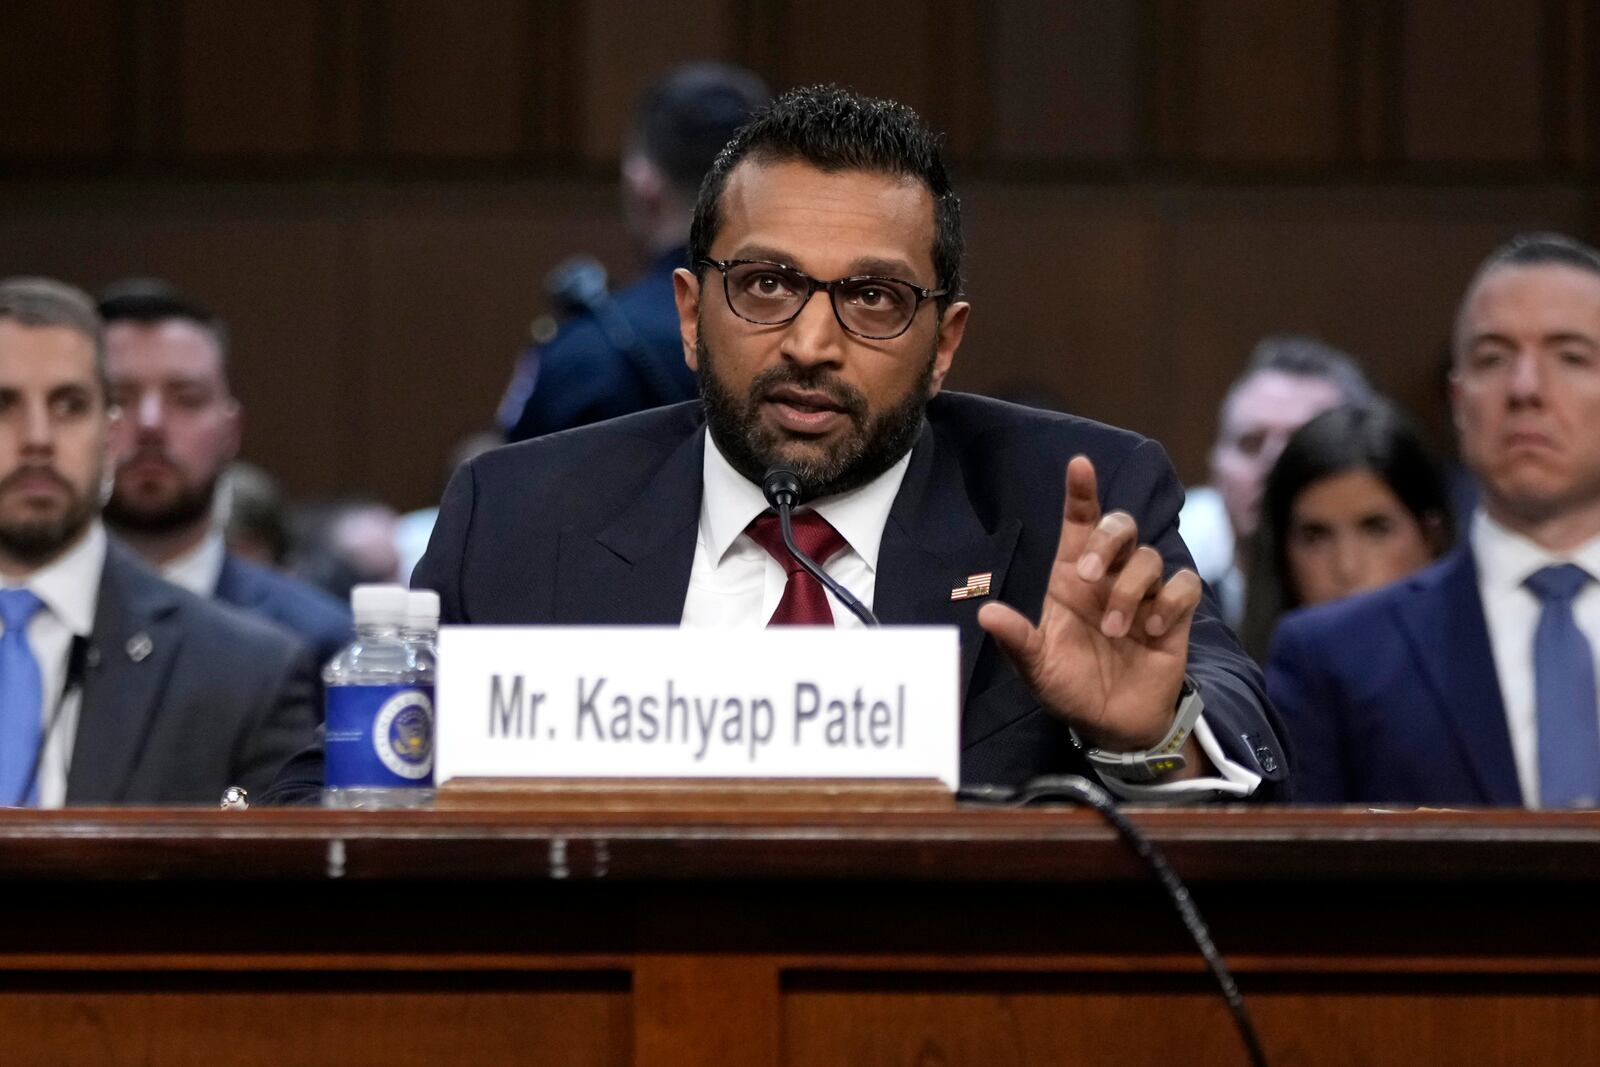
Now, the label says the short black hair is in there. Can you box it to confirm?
[632,62,769,197]
[97,278,230,376]
[689,84,964,303]
[1240,400,1452,661]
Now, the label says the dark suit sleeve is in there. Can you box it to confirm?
[257,725,325,806]
[1266,616,1347,803]
[413,459,477,624]
[1106,438,1291,798]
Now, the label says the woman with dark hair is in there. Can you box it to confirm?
[1240,401,1454,662]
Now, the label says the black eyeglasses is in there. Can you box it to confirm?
[698,258,947,340]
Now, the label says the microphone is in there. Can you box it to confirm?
[761,465,879,627]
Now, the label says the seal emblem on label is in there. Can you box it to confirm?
[372,689,434,779]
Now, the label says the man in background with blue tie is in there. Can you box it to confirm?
[0,277,316,806]
[1271,233,1600,807]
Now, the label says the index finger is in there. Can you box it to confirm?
[1057,454,1101,564]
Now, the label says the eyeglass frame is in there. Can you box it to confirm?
[696,257,949,341]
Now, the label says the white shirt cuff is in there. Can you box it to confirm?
[1091,714,1262,802]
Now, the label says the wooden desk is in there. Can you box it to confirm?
[1,805,1597,1066]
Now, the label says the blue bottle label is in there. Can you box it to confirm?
[325,685,435,788]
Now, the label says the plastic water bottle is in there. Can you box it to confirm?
[322,584,435,808]
[403,589,439,748]
[403,589,440,664]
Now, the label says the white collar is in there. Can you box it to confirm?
[699,429,914,572]
[0,520,106,636]
[160,530,228,598]
[1472,509,1600,594]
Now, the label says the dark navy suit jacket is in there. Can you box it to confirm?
[412,392,1288,794]
[69,544,320,804]
[1267,546,1520,805]
[214,553,352,669]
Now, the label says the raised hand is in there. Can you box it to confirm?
[978,454,1202,753]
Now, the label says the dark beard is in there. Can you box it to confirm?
[0,469,98,568]
[697,336,933,501]
[104,472,217,535]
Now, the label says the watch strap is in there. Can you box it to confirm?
[1083,678,1205,783]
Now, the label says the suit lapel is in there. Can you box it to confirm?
[1394,547,1521,804]
[68,546,184,804]
[875,422,1021,707]
[552,428,705,624]
[213,554,263,609]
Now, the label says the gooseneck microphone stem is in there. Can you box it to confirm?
[763,465,879,627]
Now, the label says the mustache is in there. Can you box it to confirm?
[749,364,869,423]
[117,446,180,472]
[0,464,73,495]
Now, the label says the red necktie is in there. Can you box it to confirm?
[745,511,849,626]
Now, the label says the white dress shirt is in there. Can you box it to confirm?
[1473,510,1600,806]
[160,530,227,598]
[0,521,106,808]
[1179,485,1244,628]
[682,432,1258,799]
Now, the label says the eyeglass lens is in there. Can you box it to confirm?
[724,262,920,339]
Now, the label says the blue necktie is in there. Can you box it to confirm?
[0,588,46,807]
[1526,564,1600,808]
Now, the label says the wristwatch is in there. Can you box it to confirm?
[1082,677,1205,782]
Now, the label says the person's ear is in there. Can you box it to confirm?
[674,267,703,372]
[927,301,969,396]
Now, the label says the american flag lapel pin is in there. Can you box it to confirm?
[950,572,993,601]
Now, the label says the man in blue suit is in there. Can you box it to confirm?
[97,283,351,667]
[1270,233,1600,807]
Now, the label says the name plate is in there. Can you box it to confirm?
[435,626,960,789]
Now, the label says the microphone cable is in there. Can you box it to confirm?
[757,467,1261,1058]
[960,775,1269,1067]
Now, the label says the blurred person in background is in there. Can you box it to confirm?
[0,277,316,805]
[291,497,402,604]
[1180,335,1374,627]
[97,281,351,666]
[221,460,290,568]
[498,61,769,442]
[1271,233,1600,807]
[1238,401,1453,662]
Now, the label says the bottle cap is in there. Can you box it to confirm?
[406,589,440,631]
[350,584,408,626]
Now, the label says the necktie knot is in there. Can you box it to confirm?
[1525,563,1593,605]
[743,511,851,626]
[0,588,44,631]
[745,511,848,576]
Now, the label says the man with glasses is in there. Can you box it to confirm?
[269,86,1285,802]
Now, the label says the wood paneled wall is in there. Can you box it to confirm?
[0,0,1596,507]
